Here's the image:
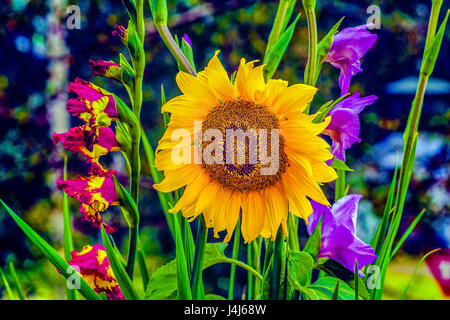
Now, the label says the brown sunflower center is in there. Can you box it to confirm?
[201,99,288,192]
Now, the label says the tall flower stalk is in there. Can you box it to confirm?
[371,1,448,300]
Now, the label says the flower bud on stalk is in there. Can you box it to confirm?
[150,0,168,26]
[89,60,122,82]
[112,24,128,45]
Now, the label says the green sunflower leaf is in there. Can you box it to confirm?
[308,276,356,300]
[287,250,314,287]
[144,259,177,300]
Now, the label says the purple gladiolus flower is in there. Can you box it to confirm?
[183,34,192,48]
[324,24,377,95]
[307,194,377,275]
[325,92,378,162]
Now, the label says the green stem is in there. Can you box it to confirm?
[422,0,443,63]
[126,3,146,279]
[135,0,145,44]
[181,215,192,274]
[126,226,138,279]
[190,216,208,300]
[246,237,262,300]
[155,23,196,76]
[0,267,15,300]
[262,239,274,276]
[247,243,255,300]
[8,262,24,300]
[334,169,346,202]
[303,0,318,114]
[264,0,296,59]
[223,259,263,282]
[63,155,77,300]
[228,218,241,300]
[247,242,255,300]
[137,235,150,289]
[287,212,300,251]
[271,226,284,300]
[371,1,444,300]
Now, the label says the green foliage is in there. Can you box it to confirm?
[303,218,321,260]
[263,14,301,81]
[330,158,354,172]
[1,200,102,300]
[421,10,449,75]
[113,177,139,228]
[287,251,314,287]
[398,249,441,300]
[101,226,141,300]
[315,259,354,282]
[145,259,177,300]
[308,277,356,300]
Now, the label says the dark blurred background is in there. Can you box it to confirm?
[0,0,449,299]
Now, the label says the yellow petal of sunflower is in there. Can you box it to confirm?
[203,50,238,101]
[270,84,318,116]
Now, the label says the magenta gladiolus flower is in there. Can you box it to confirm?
[57,171,119,233]
[324,24,377,95]
[67,78,119,123]
[307,194,377,275]
[324,92,378,162]
[52,126,119,166]
[89,60,122,82]
[68,244,124,300]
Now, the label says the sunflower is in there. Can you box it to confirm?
[153,51,337,243]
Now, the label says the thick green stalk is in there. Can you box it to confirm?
[173,205,192,300]
[371,1,445,300]
[334,169,346,201]
[125,2,147,280]
[62,156,77,300]
[262,239,274,276]
[135,0,145,44]
[247,243,254,300]
[190,216,208,299]
[228,219,241,300]
[287,212,300,251]
[247,237,262,300]
[303,0,318,85]
[302,0,318,114]
[264,0,296,58]
[270,226,284,300]
[126,226,138,279]
[422,0,443,61]
[136,235,150,289]
[126,119,141,280]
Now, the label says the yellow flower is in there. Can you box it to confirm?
[153,51,337,243]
